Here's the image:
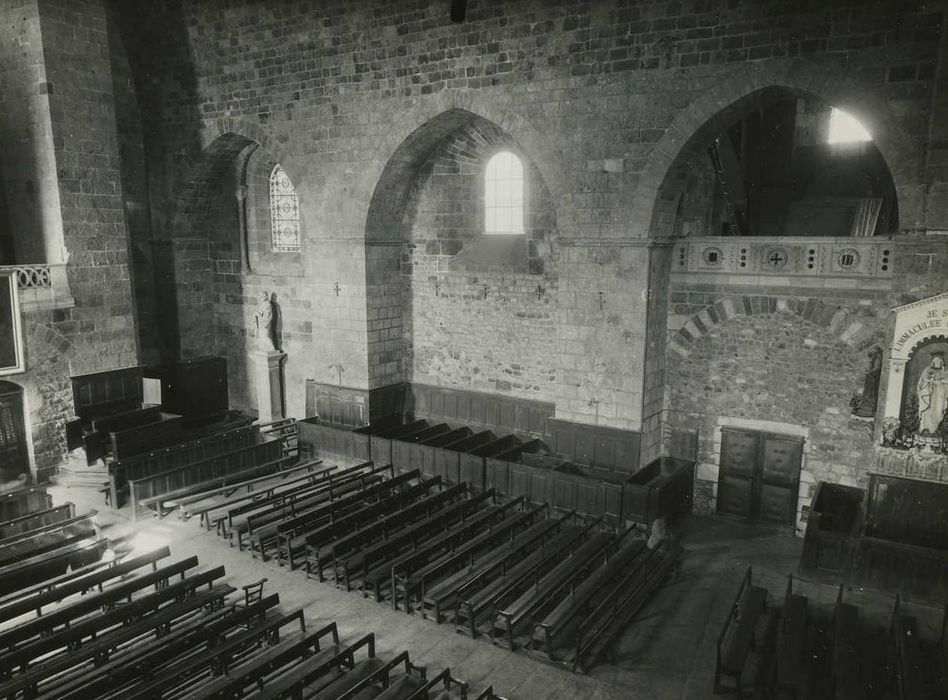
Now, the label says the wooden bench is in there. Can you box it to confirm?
[474,686,510,700]
[0,504,74,541]
[392,495,524,612]
[327,649,427,700]
[303,476,443,580]
[491,523,613,649]
[109,412,184,461]
[0,486,51,522]
[714,566,767,698]
[830,584,864,700]
[419,503,553,623]
[774,574,808,695]
[41,592,282,700]
[530,538,647,661]
[121,608,307,700]
[332,483,467,592]
[131,436,288,519]
[0,555,199,651]
[0,536,109,594]
[0,545,170,624]
[182,621,340,699]
[890,595,936,700]
[0,511,97,568]
[360,489,496,602]
[455,518,589,638]
[226,461,380,547]
[175,458,332,525]
[571,543,681,673]
[397,667,470,700]
[243,633,376,700]
[0,565,230,677]
[257,467,419,561]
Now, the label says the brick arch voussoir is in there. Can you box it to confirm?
[632,58,920,238]
[667,295,870,359]
[25,322,74,369]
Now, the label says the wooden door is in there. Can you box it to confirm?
[717,427,802,527]
[0,383,28,477]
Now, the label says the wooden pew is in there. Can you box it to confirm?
[303,476,443,579]
[0,511,97,568]
[0,546,125,609]
[392,495,524,612]
[0,504,74,541]
[243,633,376,700]
[107,424,258,508]
[570,544,681,673]
[120,608,307,700]
[0,566,230,677]
[0,486,51,522]
[361,489,497,602]
[714,566,768,698]
[412,426,471,481]
[321,649,427,700]
[530,539,647,661]
[890,595,937,700]
[490,521,613,649]
[40,593,282,700]
[153,457,329,519]
[830,584,864,700]
[474,686,510,700]
[331,483,467,592]
[109,413,184,461]
[398,667,470,700]
[241,467,392,556]
[259,468,418,561]
[174,458,332,524]
[0,546,170,625]
[226,461,381,549]
[130,436,287,519]
[391,423,451,470]
[455,517,590,639]
[0,555,199,650]
[0,536,109,594]
[419,503,553,623]
[774,574,808,695]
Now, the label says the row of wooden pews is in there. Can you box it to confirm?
[714,571,948,699]
[0,479,506,699]
[182,459,683,675]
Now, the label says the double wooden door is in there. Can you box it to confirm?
[0,382,28,478]
[717,427,803,527]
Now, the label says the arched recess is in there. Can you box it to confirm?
[629,58,919,239]
[362,108,561,399]
[158,124,303,414]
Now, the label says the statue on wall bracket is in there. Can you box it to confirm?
[916,351,948,440]
[254,291,277,352]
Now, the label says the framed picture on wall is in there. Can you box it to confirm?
[0,271,24,376]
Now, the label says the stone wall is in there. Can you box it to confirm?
[104,0,947,452]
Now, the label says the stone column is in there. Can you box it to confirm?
[251,350,286,423]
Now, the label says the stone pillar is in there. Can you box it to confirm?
[252,350,286,423]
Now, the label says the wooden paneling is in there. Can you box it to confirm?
[297,419,370,463]
[548,418,641,474]
[305,381,369,428]
[71,366,143,420]
[408,383,553,437]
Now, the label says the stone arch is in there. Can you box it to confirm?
[666,295,880,359]
[364,99,570,241]
[169,119,299,238]
[629,58,920,238]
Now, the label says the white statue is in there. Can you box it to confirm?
[254,291,277,352]
[916,352,948,435]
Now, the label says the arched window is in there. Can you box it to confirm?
[484,151,524,235]
[269,165,301,252]
[827,107,871,144]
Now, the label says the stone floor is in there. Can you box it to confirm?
[46,472,944,700]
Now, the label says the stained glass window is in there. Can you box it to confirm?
[484,151,524,235]
[269,165,301,252]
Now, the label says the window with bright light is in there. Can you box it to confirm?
[484,151,524,235]
[269,165,301,252]
[827,107,871,144]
